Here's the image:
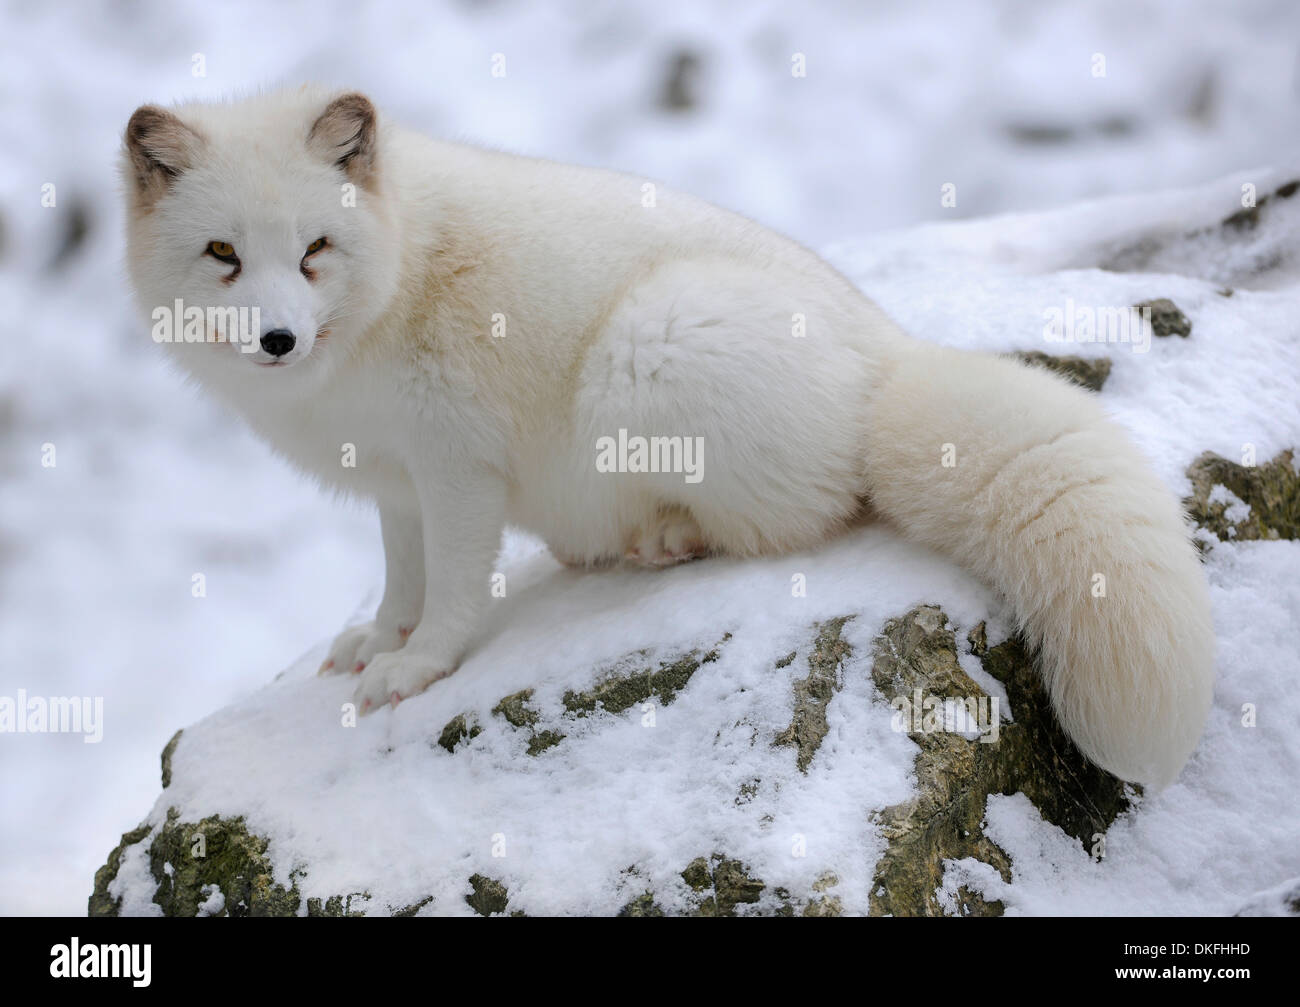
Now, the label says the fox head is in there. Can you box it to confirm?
[121,88,400,391]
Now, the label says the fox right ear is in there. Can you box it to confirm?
[308,92,378,189]
[125,105,203,207]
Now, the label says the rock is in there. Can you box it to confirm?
[48,196,92,272]
[1184,449,1299,544]
[868,607,1129,917]
[391,895,434,917]
[160,729,182,788]
[480,640,729,758]
[1093,177,1300,286]
[305,893,368,917]
[436,713,481,754]
[89,810,380,918]
[93,812,280,917]
[1134,298,1192,338]
[617,891,664,917]
[492,689,541,730]
[146,811,325,917]
[659,49,703,113]
[1222,179,1299,231]
[491,688,563,756]
[562,638,727,717]
[679,854,765,916]
[466,874,510,916]
[88,824,151,917]
[773,616,854,772]
[1220,177,1298,231]
[1222,204,1262,231]
[803,872,843,917]
[1235,877,1300,916]
[1013,351,1111,392]
[91,609,1130,916]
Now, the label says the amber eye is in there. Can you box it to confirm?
[304,237,327,256]
[206,241,238,263]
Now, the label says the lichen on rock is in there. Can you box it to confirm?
[802,872,844,917]
[491,688,564,756]
[773,616,854,772]
[651,855,840,916]
[617,891,664,916]
[90,811,293,917]
[147,809,306,917]
[562,637,728,717]
[466,873,510,916]
[436,712,481,753]
[1134,297,1192,338]
[492,689,541,730]
[305,892,370,917]
[1013,350,1112,392]
[483,638,729,759]
[89,808,370,917]
[160,729,182,788]
[88,823,152,917]
[868,606,1129,916]
[680,854,765,916]
[1184,449,1299,544]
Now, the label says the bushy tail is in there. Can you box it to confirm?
[863,343,1215,788]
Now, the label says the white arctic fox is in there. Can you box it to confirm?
[122,87,1214,788]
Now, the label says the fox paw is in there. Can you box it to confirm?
[319,620,415,675]
[352,651,456,713]
[626,509,708,568]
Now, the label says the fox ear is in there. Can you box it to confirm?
[125,105,203,207]
[308,92,378,188]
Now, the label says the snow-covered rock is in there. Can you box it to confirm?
[89,175,1300,916]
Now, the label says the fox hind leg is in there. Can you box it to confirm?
[625,505,709,567]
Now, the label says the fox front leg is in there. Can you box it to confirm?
[351,464,506,713]
[320,498,425,675]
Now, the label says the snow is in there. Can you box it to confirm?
[3,0,1299,915]
[195,884,225,917]
[1209,484,1252,529]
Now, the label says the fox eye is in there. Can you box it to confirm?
[301,237,328,280]
[206,241,238,263]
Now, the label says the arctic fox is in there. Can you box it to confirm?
[122,87,1215,788]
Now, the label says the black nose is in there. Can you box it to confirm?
[260,329,296,357]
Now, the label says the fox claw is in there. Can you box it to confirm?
[352,652,456,713]
[322,619,417,677]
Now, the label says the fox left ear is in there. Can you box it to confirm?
[308,92,378,189]
[125,105,204,208]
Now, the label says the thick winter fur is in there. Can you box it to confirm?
[122,86,1215,788]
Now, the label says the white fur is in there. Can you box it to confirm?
[123,87,1214,787]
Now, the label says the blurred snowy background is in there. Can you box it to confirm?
[3,0,1300,915]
